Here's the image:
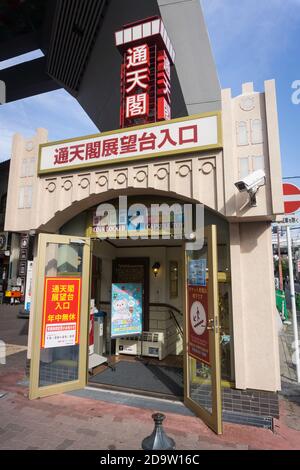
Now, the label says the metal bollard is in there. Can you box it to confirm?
[142,413,175,450]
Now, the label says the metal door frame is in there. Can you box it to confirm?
[183,225,223,434]
[29,233,91,399]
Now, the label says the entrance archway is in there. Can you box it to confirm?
[30,188,231,434]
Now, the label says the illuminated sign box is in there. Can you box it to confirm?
[38,112,222,175]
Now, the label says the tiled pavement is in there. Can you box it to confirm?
[0,305,300,450]
[0,372,300,450]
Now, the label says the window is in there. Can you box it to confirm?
[238,155,265,179]
[21,158,36,178]
[252,155,264,171]
[251,119,263,144]
[18,185,33,209]
[239,158,250,179]
[236,121,248,146]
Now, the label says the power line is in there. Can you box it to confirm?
[283,176,300,180]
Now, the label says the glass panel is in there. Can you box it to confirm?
[239,157,249,179]
[38,243,83,387]
[252,155,264,172]
[251,119,263,144]
[236,121,248,146]
[187,239,213,415]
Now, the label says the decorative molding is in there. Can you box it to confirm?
[115,171,127,185]
[97,174,108,187]
[46,181,56,193]
[25,141,34,152]
[79,177,90,189]
[156,167,169,180]
[177,164,191,178]
[135,170,147,183]
[201,161,215,175]
[62,179,73,191]
[240,96,255,111]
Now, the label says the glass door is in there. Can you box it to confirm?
[29,233,91,399]
[184,225,222,434]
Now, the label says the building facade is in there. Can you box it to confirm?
[4,79,284,432]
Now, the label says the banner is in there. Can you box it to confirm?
[41,277,81,348]
[111,283,143,338]
[188,285,210,365]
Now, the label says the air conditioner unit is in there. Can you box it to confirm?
[116,331,166,360]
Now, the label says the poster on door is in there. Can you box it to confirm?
[188,285,210,365]
[188,259,207,287]
[111,283,143,338]
[41,277,81,349]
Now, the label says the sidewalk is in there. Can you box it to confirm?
[0,371,300,450]
[0,305,300,450]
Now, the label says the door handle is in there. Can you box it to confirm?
[207,318,222,332]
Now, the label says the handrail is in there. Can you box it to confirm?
[149,302,182,316]
[169,309,183,338]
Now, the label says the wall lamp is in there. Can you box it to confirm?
[152,262,161,277]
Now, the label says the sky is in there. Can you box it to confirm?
[200,0,300,183]
[0,0,299,187]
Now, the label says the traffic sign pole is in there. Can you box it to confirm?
[286,225,300,383]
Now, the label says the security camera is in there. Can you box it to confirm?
[235,169,266,207]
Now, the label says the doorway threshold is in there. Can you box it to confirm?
[68,386,195,417]
[87,380,183,402]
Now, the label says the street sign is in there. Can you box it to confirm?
[283,183,300,214]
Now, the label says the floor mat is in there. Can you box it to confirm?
[89,360,184,397]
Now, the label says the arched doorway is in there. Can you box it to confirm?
[29,189,229,434]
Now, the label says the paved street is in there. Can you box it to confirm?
[0,304,300,450]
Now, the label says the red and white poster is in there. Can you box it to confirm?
[41,277,81,349]
[188,285,210,365]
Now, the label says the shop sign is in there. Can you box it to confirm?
[188,285,210,365]
[86,200,184,239]
[41,277,81,349]
[38,113,221,175]
[116,17,175,128]
[111,283,143,338]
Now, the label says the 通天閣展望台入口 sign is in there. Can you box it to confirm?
[38,113,222,175]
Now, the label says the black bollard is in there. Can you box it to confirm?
[142,413,176,450]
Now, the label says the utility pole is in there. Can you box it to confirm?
[287,225,300,383]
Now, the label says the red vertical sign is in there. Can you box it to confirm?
[41,277,81,349]
[116,17,175,128]
[188,285,210,365]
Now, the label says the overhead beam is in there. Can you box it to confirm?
[0,32,40,62]
[0,57,60,103]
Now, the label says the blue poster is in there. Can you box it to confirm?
[111,283,143,338]
[188,259,207,287]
